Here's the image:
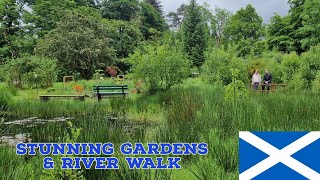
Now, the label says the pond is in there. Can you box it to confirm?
[0,115,152,147]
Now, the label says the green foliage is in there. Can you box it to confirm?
[102,19,142,58]
[182,0,207,67]
[299,0,320,50]
[127,44,190,92]
[36,11,115,80]
[144,0,163,15]
[0,84,14,111]
[202,47,246,85]
[101,0,139,21]
[0,0,21,60]
[24,0,77,36]
[139,2,167,39]
[281,52,302,83]
[3,56,57,88]
[210,7,232,47]
[226,4,263,57]
[40,121,84,180]
[267,14,294,53]
[224,68,248,102]
[289,71,306,92]
[312,71,320,94]
[300,45,320,85]
[287,0,305,53]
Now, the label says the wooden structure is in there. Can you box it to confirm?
[93,85,128,101]
[39,95,85,101]
[250,84,288,93]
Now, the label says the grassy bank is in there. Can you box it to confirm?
[1,78,320,179]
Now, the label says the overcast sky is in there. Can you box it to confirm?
[161,0,290,23]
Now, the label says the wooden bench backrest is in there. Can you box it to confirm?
[93,85,128,91]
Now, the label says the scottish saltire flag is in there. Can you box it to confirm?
[239,132,320,180]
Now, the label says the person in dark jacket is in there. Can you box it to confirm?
[262,70,272,91]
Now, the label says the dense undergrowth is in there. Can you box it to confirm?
[1,79,320,179]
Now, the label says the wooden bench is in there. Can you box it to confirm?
[93,85,128,101]
[39,95,85,101]
[250,84,288,93]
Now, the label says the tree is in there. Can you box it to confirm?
[24,0,76,36]
[127,44,190,92]
[102,19,142,58]
[139,2,167,39]
[211,7,232,47]
[35,11,115,80]
[182,0,207,67]
[0,0,21,61]
[267,14,294,53]
[144,0,163,15]
[167,4,187,29]
[101,0,139,21]
[226,4,263,43]
[299,0,320,50]
[287,0,305,53]
[226,4,263,57]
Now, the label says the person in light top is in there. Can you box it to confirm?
[252,70,261,90]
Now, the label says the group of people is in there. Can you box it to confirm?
[252,70,273,90]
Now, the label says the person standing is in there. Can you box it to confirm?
[252,70,261,90]
[262,70,272,91]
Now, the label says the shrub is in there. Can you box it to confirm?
[281,52,302,83]
[3,56,57,88]
[289,72,306,92]
[300,45,320,86]
[312,71,320,93]
[202,48,247,85]
[127,44,190,92]
[0,84,14,111]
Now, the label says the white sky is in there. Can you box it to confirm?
[161,0,290,23]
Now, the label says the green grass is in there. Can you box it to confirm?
[1,78,320,179]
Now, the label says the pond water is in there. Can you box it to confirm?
[0,116,151,147]
[0,117,73,147]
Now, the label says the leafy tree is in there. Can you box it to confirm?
[182,0,207,67]
[267,14,294,53]
[74,0,97,7]
[226,4,263,57]
[202,47,246,85]
[101,0,139,21]
[0,0,21,61]
[211,7,232,47]
[287,0,305,53]
[299,0,320,50]
[3,55,57,88]
[127,44,190,92]
[144,0,163,15]
[226,4,263,43]
[24,0,76,36]
[102,19,142,58]
[35,11,115,80]
[167,4,187,29]
[139,2,167,39]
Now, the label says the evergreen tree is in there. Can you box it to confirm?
[182,0,207,67]
[144,0,163,15]
[0,0,21,61]
[288,0,305,53]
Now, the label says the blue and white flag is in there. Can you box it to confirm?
[239,132,320,180]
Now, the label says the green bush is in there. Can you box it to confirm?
[3,55,57,88]
[0,84,14,111]
[127,44,190,92]
[202,48,247,85]
[312,71,320,93]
